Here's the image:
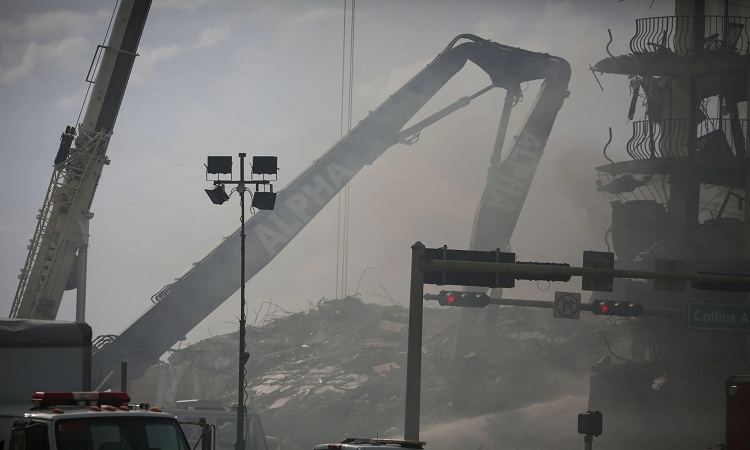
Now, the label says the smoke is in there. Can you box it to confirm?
[420,394,588,450]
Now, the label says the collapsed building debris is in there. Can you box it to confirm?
[129,296,623,450]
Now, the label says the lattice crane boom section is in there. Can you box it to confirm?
[9,0,151,320]
[10,129,112,319]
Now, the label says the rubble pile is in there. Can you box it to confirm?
[130,296,620,450]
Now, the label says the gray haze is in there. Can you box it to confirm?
[0,0,672,344]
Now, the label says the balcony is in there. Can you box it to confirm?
[630,15,750,56]
[596,117,750,189]
[626,117,747,159]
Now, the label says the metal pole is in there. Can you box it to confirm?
[405,241,426,440]
[75,245,87,322]
[75,215,91,323]
[236,153,247,450]
[584,434,593,450]
[120,361,127,392]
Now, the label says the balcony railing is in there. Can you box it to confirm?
[626,118,747,159]
[630,15,750,56]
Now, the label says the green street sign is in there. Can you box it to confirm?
[688,302,750,332]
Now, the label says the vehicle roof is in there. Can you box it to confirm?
[313,438,426,450]
[0,319,91,348]
[0,405,178,421]
[313,445,423,450]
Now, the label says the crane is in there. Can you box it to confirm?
[9,0,152,320]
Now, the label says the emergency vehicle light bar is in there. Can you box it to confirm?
[32,391,131,408]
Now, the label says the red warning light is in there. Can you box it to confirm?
[436,291,491,308]
[592,299,643,317]
[31,391,131,409]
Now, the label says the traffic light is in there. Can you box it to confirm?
[591,300,643,317]
[437,291,491,308]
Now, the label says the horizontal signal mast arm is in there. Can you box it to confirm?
[424,258,750,289]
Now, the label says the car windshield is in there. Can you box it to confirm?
[55,416,190,450]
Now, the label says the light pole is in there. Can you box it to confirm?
[204,153,277,450]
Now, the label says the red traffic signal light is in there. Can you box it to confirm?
[437,291,491,308]
[591,300,643,317]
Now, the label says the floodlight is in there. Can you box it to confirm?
[252,191,276,210]
[252,156,278,175]
[205,184,230,205]
[206,156,233,174]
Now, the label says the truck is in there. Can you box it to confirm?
[0,319,203,450]
[0,391,197,450]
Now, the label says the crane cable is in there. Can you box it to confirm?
[336,0,355,299]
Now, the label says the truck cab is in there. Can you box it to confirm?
[0,391,193,450]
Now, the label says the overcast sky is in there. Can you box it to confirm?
[0,0,673,345]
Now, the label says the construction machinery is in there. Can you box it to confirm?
[4,0,571,407]
[6,3,578,447]
[9,0,152,321]
[90,34,570,389]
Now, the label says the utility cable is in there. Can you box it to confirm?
[337,0,355,298]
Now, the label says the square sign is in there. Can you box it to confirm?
[582,251,614,291]
[554,291,581,319]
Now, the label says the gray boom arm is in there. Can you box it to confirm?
[91,35,571,387]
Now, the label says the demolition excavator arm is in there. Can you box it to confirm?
[91,34,571,387]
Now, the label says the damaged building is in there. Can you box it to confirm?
[128,296,623,450]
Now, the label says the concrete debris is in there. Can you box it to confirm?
[129,296,624,450]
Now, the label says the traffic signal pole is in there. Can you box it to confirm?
[403,242,750,441]
[405,243,425,441]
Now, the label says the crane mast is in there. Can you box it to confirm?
[9,0,152,320]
